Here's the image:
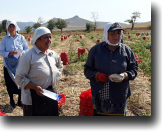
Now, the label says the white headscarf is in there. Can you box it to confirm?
[6,20,20,35]
[102,22,123,46]
[31,27,51,46]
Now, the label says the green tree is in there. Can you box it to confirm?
[2,20,7,35]
[33,17,45,29]
[25,26,32,34]
[55,19,68,33]
[0,24,3,34]
[33,23,41,29]
[86,23,94,32]
[125,11,141,30]
[47,20,56,33]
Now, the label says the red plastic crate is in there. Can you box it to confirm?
[60,52,69,65]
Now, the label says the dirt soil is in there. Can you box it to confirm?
[0,32,151,116]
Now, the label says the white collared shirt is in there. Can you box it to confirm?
[15,45,63,105]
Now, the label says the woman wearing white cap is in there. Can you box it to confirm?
[15,27,63,116]
[84,22,138,116]
[0,20,29,108]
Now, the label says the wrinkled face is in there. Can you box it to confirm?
[108,29,121,44]
[35,34,51,52]
[8,24,16,33]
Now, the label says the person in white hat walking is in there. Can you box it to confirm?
[0,20,29,108]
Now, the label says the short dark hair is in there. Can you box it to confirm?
[37,36,42,40]
[9,24,15,27]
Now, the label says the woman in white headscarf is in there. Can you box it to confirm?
[15,27,63,116]
[84,22,138,116]
[0,20,29,108]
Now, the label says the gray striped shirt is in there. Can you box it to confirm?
[15,45,63,105]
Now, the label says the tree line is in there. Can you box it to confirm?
[0,17,69,34]
[23,17,69,34]
[0,17,95,34]
[0,11,142,35]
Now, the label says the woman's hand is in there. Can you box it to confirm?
[8,50,17,56]
[19,52,23,58]
[97,72,109,82]
[25,82,44,97]
[34,86,45,97]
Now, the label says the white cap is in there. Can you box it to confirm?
[31,27,51,46]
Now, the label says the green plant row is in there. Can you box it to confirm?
[66,50,88,73]
[128,40,151,76]
[68,50,88,63]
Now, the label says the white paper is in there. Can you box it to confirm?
[13,49,23,59]
[41,89,62,101]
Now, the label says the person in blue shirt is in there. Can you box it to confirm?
[0,20,29,108]
[84,22,138,116]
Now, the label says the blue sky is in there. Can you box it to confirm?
[0,0,152,23]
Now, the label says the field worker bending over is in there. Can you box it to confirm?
[84,22,138,116]
[15,27,63,116]
[0,20,29,108]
